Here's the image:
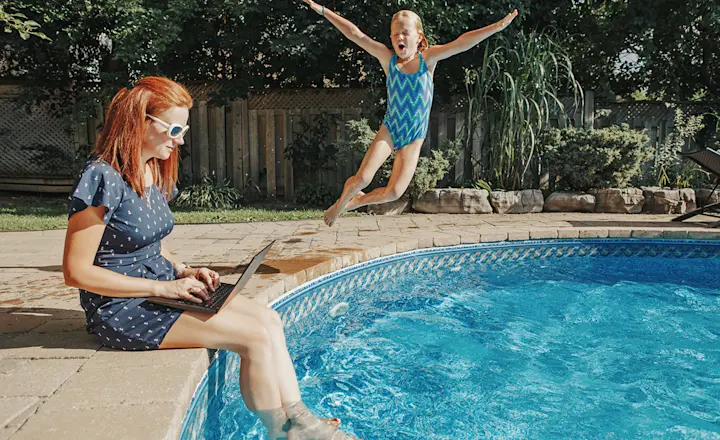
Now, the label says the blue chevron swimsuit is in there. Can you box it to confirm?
[382,52,434,150]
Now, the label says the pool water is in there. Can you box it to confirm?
[181,240,720,439]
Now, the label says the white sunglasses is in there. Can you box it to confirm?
[147,114,190,139]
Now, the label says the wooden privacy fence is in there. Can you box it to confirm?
[3,84,715,194]
[182,102,366,201]
[176,91,598,199]
[174,88,469,201]
[71,89,713,198]
[594,100,711,152]
[78,89,705,199]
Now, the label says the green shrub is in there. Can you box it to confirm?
[285,112,338,182]
[292,182,338,208]
[473,179,492,191]
[335,118,377,163]
[172,175,242,210]
[636,108,710,188]
[399,139,460,199]
[541,124,651,192]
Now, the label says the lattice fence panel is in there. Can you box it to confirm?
[248,89,369,110]
[0,96,76,178]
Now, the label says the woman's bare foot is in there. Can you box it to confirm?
[320,418,340,429]
[283,401,356,439]
[287,424,359,440]
[344,191,366,212]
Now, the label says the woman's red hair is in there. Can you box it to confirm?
[94,76,193,200]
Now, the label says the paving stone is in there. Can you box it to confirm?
[10,403,178,440]
[0,397,41,440]
[0,330,100,360]
[480,232,509,242]
[80,347,207,372]
[578,229,609,238]
[607,229,633,238]
[0,359,84,397]
[631,229,665,239]
[459,233,481,244]
[557,229,580,239]
[433,234,461,247]
[507,231,530,241]
[662,230,689,239]
[0,311,52,335]
[529,229,560,240]
[40,362,203,412]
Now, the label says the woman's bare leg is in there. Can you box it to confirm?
[160,294,344,435]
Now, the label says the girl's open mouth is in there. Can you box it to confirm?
[398,43,406,50]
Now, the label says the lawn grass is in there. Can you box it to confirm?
[0,193,360,232]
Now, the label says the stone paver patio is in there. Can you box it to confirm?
[1,212,718,439]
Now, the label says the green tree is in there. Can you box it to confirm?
[633,3,719,100]
[1,2,49,40]
[2,0,716,110]
[2,0,535,111]
[525,0,719,101]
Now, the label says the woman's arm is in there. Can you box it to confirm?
[425,9,518,65]
[63,206,209,302]
[302,0,393,65]
[160,242,219,290]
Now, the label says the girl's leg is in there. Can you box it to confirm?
[323,125,394,227]
[345,138,423,211]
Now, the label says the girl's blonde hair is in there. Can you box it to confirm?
[391,10,429,52]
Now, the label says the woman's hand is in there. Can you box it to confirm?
[177,266,220,292]
[155,278,211,303]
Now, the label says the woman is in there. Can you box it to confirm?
[62,76,356,439]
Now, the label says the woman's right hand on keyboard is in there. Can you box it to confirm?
[156,278,211,303]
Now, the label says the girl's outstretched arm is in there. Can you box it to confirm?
[302,0,392,65]
[425,9,518,64]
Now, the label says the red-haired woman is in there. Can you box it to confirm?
[62,77,357,440]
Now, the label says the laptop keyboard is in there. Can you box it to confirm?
[176,282,235,310]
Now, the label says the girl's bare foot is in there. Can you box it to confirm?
[323,201,345,227]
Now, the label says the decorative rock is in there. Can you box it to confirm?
[461,189,493,214]
[367,194,411,215]
[439,189,463,213]
[412,189,440,213]
[412,188,492,214]
[593,188,645,213]
[642,188,682,214]
[680,188,697,212]
[489,191,520,214]
[543,192,595,212]
[489,189,544,214]
[642,188,696,214]
[694,188,720,207]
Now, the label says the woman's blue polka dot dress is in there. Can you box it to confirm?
[68,159,183,351]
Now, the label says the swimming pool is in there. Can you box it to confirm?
[180,239,720,439]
